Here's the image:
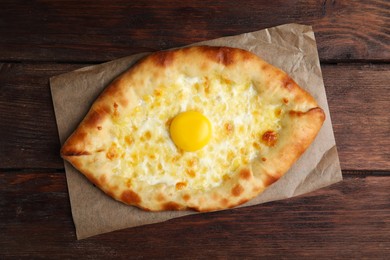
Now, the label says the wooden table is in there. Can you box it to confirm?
[1,1,389,258]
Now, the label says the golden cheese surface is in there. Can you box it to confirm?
[110,74,283,191]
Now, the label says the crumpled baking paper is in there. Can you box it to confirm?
[50,23,342,239]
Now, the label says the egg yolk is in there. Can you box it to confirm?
[170,111,212,152]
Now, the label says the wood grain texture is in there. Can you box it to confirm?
[0,171,389,258]
[0,0,388,258]
[322,64,390,170]
[0,63,83,169]
[0,0,388,62]
[1,63,389,170]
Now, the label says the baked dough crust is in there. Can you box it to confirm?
[61,46,325,212]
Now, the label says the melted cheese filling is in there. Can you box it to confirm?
[110,75,283,191]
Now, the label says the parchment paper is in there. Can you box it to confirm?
[50,23,342,239]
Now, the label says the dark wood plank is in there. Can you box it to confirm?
[0,63,83,169]
[1,171,389,258]
[0,0,388,62]
[1,63,389,170]
[322,64,390,170]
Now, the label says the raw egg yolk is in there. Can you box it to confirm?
[170,111,212,152]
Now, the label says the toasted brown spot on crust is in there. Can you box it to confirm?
[216,48,234,66]
[261,157,267,162]
[97,126,102,130]
[186,169,196,178]
[183,194,190,201]
[85,110,104,128]
[125,135,133,146]
[113,103,120,117]
[121,190,141,204]
[221,198,229,207]
[282,75,295,91]
[100,79,121,100]
[156,193,166,202]
[119,96,129,107]
[187,158,198,167]
[74,131,87,141]
[152,50,175,67]
[238,198,249,205]
[106,143,118,160]
[138,205,152,212]
[171,155,180,163]
[175,182,187,190]
[62,150,90,156]
[239,168,251,180]
[204,47,237,66]
[275,108,282,117]
[262,130,278,147]
[289,110,304,117]
[60,131,88,156]
[227,151,235,161]
[313,107,326,121]
[261,64,268,71]
[290,107,325,120]
[201,62,209,71]
[202,46,253,66]
[99,174,107,184]
[263,174,280,187]
[194,82,200,92]
[224,122,234,134]
[283,98,289,104]
[204,84,210,94]
[221,76,232,85]
[125,179,132,188]
[144,131,152,140]
[163,202,181,211]
[101,104,112,114]
[252,186,261,193]
[105,190,115,199]
[154,88,162,97]
[84,173,99,187]
[232,184,244,197]
[212,192,220,200]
